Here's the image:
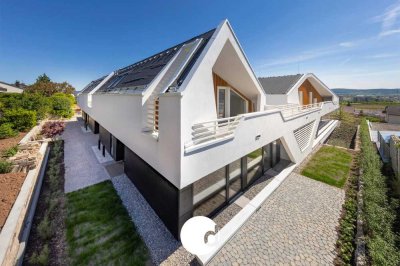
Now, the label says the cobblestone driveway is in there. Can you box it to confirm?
[209,173,345,265]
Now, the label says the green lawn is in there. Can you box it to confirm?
[66,181,148,265]
[301,146,353,188]
[247,148,262,159]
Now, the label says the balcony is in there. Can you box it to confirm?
[184,101,338,153]
[184,115,242,153]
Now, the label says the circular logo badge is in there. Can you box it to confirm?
[180,216,219,256]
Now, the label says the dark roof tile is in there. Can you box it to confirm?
[258,74,303,95]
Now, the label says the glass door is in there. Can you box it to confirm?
[217,86,248,118]
[228,159,242,200]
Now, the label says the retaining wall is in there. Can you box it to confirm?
[0,121,50,266]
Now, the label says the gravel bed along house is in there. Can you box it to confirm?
[111,174,181,265]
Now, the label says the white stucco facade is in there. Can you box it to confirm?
[77,20,339,190]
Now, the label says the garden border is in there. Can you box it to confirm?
[0,140,49,266]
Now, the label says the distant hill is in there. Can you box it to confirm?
[332,88,400,96]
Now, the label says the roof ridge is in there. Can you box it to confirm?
[258,74,304,79]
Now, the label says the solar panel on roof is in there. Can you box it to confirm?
[86,28,215,94]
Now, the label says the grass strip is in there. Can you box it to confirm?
[66,181,148,265]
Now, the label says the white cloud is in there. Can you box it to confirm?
[365,53,398,59]
[375,1,400,37]
[339,42,357,48]
[257,45,344,68]
[380,28,400,36]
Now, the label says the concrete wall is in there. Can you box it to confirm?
[390,135,400,177]
[378,131,391,161]
[387,114,400,124]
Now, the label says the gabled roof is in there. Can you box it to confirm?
[82,28,216,94]
[258,74,303,95]
[386,105,400,116]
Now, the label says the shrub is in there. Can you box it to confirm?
[0,123,17,139]
[3,145,18,158]
[0,160,13,173]
[336,167,358,264]
[21,93,51,120]
[41,121,65,138]
[29,244,49,265]
[37,214,52,240]
[50,94,73,118]
[1,108,37,131]
[359,119,400,265]
[53,92,75,105]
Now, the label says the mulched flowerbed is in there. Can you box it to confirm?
[327,121,358,149]
[0,172,27,231]
[24,140,67,265]
[0,132,27,155]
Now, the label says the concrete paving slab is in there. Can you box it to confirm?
[91,145,113,164]
[63,117,111,193]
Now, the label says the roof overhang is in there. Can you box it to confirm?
[287,73,338,100]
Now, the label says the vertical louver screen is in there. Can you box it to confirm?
[294,121,315,151]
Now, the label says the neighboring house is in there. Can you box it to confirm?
[259,74,334,106]
[77,20,339,238]
[0,81,23,93]
[385,105,400,124]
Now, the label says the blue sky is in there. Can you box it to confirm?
[1,0,400,90]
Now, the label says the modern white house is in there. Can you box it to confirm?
[0,81,23,93]
[77,19,339,238]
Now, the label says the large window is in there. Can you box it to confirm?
[193,166,227,217]
[228,159,241,200]
[263,144,272,172]
[217,86,248,118]
[246,148,263,185]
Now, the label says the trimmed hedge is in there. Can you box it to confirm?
[359,119,400,265]
[1,108,37,131]
[336,164,358,265]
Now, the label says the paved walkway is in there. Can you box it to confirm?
[209,173,345,265]
[63,117,110,193]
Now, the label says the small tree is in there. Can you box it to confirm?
[25,75,75,96]
[36,73,51,83]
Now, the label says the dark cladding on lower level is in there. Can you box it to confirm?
[123,147,192,239]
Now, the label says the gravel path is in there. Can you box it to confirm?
[63,117,110,193]
[111,174,180,265]
[209,173,345,265]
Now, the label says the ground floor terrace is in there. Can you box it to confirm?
[81,110,298,238]
[64,114,343,265]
